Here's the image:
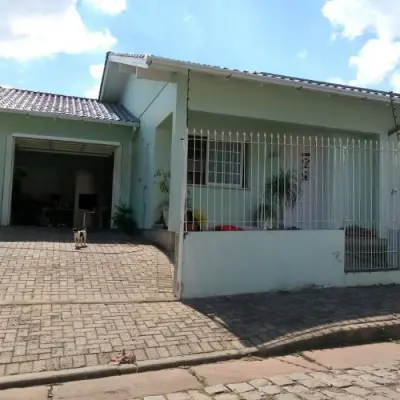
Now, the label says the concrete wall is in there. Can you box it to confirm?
[181,230,400,299]
[344,269,400,286]
[181,230,345,298]
[121,74,176,228]
[187,72,393,134]
[0,113,134,225]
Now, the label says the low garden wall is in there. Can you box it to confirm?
[181,230,345,298]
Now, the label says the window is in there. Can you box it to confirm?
[187,136,246,187]
[187,136,207,185]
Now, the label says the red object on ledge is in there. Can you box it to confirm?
[185,223,199,231]
[214,225,243,231]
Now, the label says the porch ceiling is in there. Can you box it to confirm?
[15,137,116,157]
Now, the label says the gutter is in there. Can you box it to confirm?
[147,56,398,105]
[0,107,139,128]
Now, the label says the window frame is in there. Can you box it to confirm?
[187,135,246,189]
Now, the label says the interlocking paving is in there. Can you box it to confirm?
[0,227,175,303]
[143,359,400,399]
[0,286,399,377]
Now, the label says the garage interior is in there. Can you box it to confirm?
[11,138,115,229]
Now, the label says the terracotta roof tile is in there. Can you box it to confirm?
[0,87,138,125]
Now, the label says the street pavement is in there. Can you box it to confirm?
[3,342,400,399]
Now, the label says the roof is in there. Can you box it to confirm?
[0,86,139,126]
[105,51,400,103]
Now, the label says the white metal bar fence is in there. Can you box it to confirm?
[180,129,400,272]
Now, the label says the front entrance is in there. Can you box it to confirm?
[1,134,122,229]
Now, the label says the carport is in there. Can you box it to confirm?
[1,134,122,229]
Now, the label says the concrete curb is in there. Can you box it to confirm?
[1,317,400,390]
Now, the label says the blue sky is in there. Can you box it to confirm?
[1,0,400,98]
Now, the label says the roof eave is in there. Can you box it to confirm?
[98,52,111,101]
[0,107,139,128]
[147,56,396,105]
[99,53,151,101]
[108,54,150,68]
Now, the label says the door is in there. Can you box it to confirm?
[283,141,326,230]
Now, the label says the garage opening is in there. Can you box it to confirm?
[10,137,118,229]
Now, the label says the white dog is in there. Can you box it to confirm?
[73,228,87,248]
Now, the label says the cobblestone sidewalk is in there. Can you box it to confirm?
[1,286,400,377]
[143,358,400,400]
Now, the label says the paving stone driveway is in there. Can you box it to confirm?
[0,286,399,377]
[0,227,175,303]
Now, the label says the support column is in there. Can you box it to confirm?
[168,73,188,232]
[1,135,15,226]
[378,134,397,237]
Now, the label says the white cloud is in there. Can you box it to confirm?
[85,63,105,98]
[390,71,400,92]
[83,0,126,15]
[322,0,400,88]
[85,84,101,98]
[348,39,400,86]
[89,63,105,80]
[0,84,11,88]
[0,0,116,62]
[297,49,308,60]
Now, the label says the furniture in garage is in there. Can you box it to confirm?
[41,207,73,227]
[74,171,98,229]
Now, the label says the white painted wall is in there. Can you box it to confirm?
[181,230,345,298]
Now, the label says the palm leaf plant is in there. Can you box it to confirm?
[154,168,192,228]
[112,203,137,234]
[254,168,302,229]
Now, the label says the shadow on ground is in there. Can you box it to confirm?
[183,285,400,351]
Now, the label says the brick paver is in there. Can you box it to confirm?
[0,227,174,303]
[0,286,399,376]
[5,357,400,399]
[153,359,400,399]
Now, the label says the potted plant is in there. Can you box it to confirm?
[112,203,137,234]
[254,168,301,230]
[185,209,206,231]
[193,209,207,230]
[154,169,170,229]
[155,168,192,229]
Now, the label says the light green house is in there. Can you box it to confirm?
[99,52,400,298]
[2,52,400,298]
[99,52,396,233]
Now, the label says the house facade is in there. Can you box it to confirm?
[2,52,400,299]
[98,52,400,298]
